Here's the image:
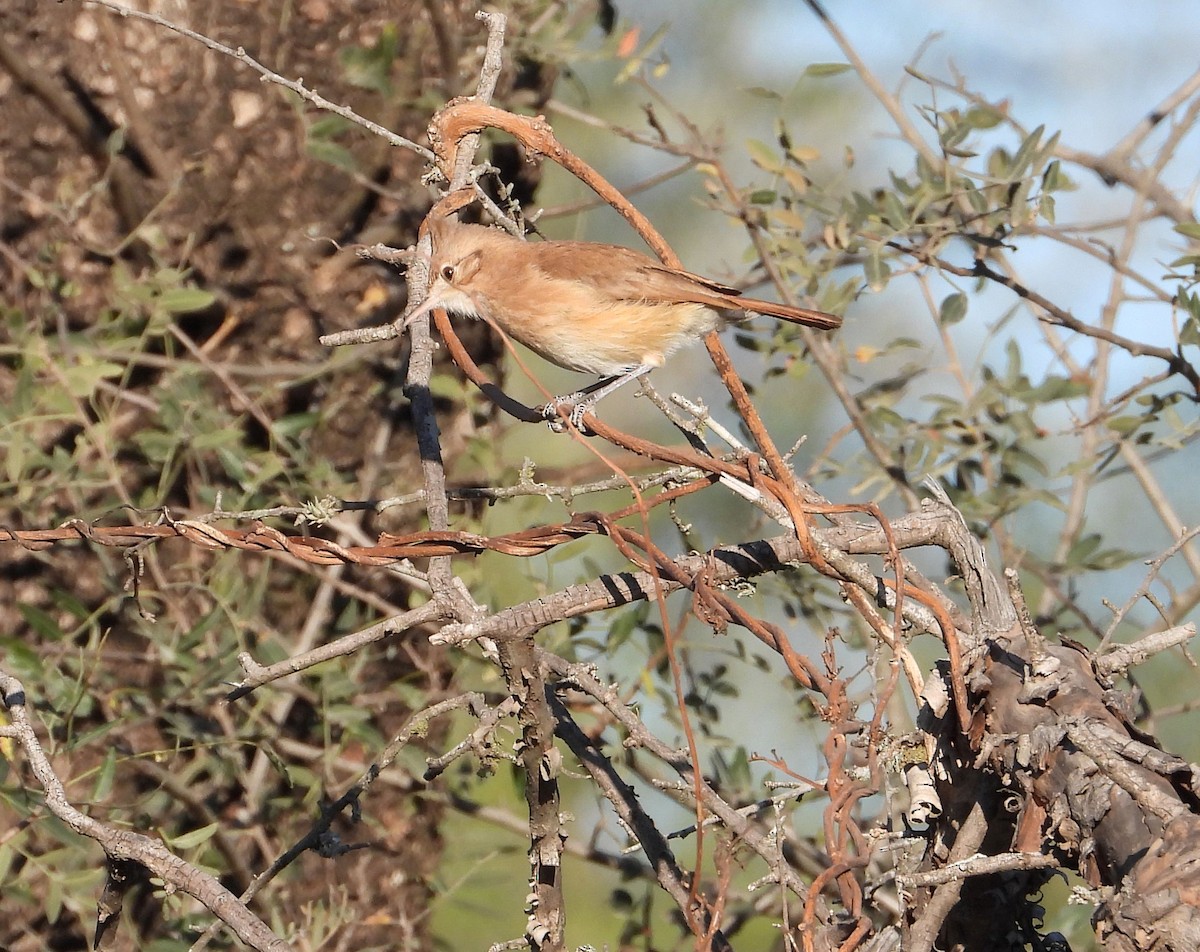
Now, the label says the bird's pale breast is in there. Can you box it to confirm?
[488,274,719,375]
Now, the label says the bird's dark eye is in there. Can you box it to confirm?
[440,264,455,282]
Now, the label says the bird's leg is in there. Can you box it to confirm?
[541,365,654,431]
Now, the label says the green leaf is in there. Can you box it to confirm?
[45,877,63,924]
[167,822,219,851]
[882,190,909,228]
[1168,253,1200,270]
[339,24,398,94]
[1009,124,1045,177]
[1042,160,1063,191]
[964,106,1004,129]
[1086,547,1140,571]
[1026,375,1089,402]
[746,139,782,172]
[606,604,650,651]
[273,412,322,438]
[1174,222,1200,240]
[1009,178,1033,226]
[18,604,65,641]
[1034,130,1061,171]
[1178,290,1200,322]
[939,292,968,325]
[1107,415,1141,435]
[1066,534,1101,564]
[92,748,117,802]
[158,287,216,314]
[804,62,852,77]
[190,426,242,452]
[748,189,777,205]
[743,86,781,101]
[60,360,125,399]
[0,636,45,678]
[1181,316,1200,347]
[308,116,353,143]
[306,138,359,173]
[51,590,92,621]
[864,250,891,291]
[940,120,971,150]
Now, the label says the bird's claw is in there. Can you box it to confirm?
[539,395,595,434]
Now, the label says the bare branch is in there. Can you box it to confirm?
[78,0,433,160]
[0,672,289,952]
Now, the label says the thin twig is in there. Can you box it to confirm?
[78,0,434,160]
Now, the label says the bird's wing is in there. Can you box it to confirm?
[531,240,841,329]
[529,241,739,302]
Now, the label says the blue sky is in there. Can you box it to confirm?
[715,2,1200,157]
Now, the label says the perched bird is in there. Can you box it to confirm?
[404,217,841,424]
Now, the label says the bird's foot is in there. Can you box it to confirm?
[539,393,595,434]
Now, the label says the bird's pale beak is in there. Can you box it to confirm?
[398,283,445,330]
[399,280,480,330]
[400,291,439,331]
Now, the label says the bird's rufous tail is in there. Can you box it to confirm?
[733,296,842,329]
